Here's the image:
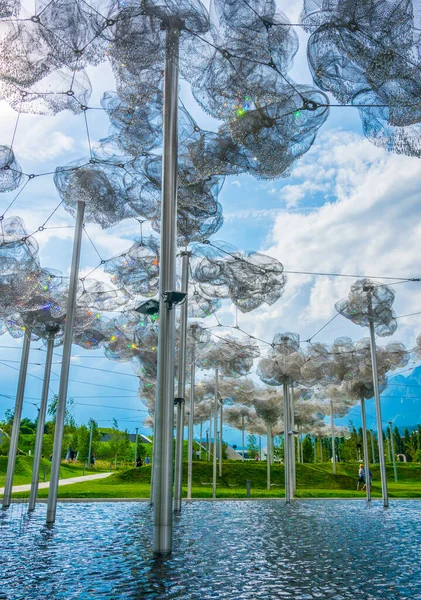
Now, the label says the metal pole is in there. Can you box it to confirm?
[389,422,398,482]
[297,427,301,464]
[46,200,85,524]
[134,427,139,466]
[213,367,218,499]
[187,356,195,500]
[2,332,31,508]
[370,429,376,464]
[199,422,202,460]
[241,414,245,462]
[88,423,94,468]
[152,26,179,555]
[209,414,212,462]
[367,292,388,508]
[283,378,290,503]
[266,423,271,490]
[387,431,392,462]
[300,431,304,464]
[361,397,371,502]
[174,251,190,513]
[29,331,56,511]
[219,401,223,477]
[289,382,296,496]
[206,429,209,461]
[330,400,336,474]
[149,426,154,505]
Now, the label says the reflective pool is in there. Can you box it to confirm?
[1,500,420,599]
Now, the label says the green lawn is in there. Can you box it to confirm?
[0,455,108,487]
[7,460,421,500]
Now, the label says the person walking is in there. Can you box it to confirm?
[361,467,373,492]
[357,464,365,490]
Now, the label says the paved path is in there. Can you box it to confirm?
[0,472,112,495]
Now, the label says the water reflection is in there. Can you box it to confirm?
[1,500,420,599]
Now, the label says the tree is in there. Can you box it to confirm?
[246,434,259,459]
[272,436,284,460]
[302,435,313,463]
[20,417,37,434]
[109,419,121,463]
[48,395,76,428]
[121,429,131,460]
[403,427,413,461]
[137,438,145,460]
[341,422,360,462]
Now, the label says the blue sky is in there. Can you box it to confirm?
[1,0,421,448]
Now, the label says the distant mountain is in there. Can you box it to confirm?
[336,365,421,431]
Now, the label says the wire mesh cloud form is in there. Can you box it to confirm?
[301,0,421,156]
[335,278,398,336]
[192,241,286,312]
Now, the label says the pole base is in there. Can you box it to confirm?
[153,525,172,555]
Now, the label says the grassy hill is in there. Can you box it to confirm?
[9,460,420,500]
[0,455,105,486]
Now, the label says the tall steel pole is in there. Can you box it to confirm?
[266,423,271,490]
[297,427,301,464]
[187,353,195,500]
[367,291,388,508]
[208,413,212,462]
[389,422,398,482]
[2,332,31,509]
[300,430,304,464]
[219,400,223,477]
[330,400,336,474]
[241,414,245,462]
[134,427,139,466]
[29,330,56,511]
[149,425,154,506]
[360,397,371,502]
[283,378,290,503]
[46,200,85,523]
[88,423,94,468]
[387,432,392,462]
[152,25,180,554]
[289,382,296,496]
[199,421,202,460]
[174,251,190,513]
[370,429,376,464]
[213,367,218,499]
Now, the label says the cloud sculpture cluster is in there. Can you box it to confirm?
[0,216,130,345]
[335,278,397,336]
[301,0,421,156]
[192,241,286,313]
[257,331,306,384]
[0,0,330,233]
[197,332,260,376]
[105,236,160,298]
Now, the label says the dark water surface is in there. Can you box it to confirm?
[1,500,420,599]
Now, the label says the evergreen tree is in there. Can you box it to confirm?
[302,435,313,463]
[404,427,413,461]
[246,434,259,459]
[393,425,402,455]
